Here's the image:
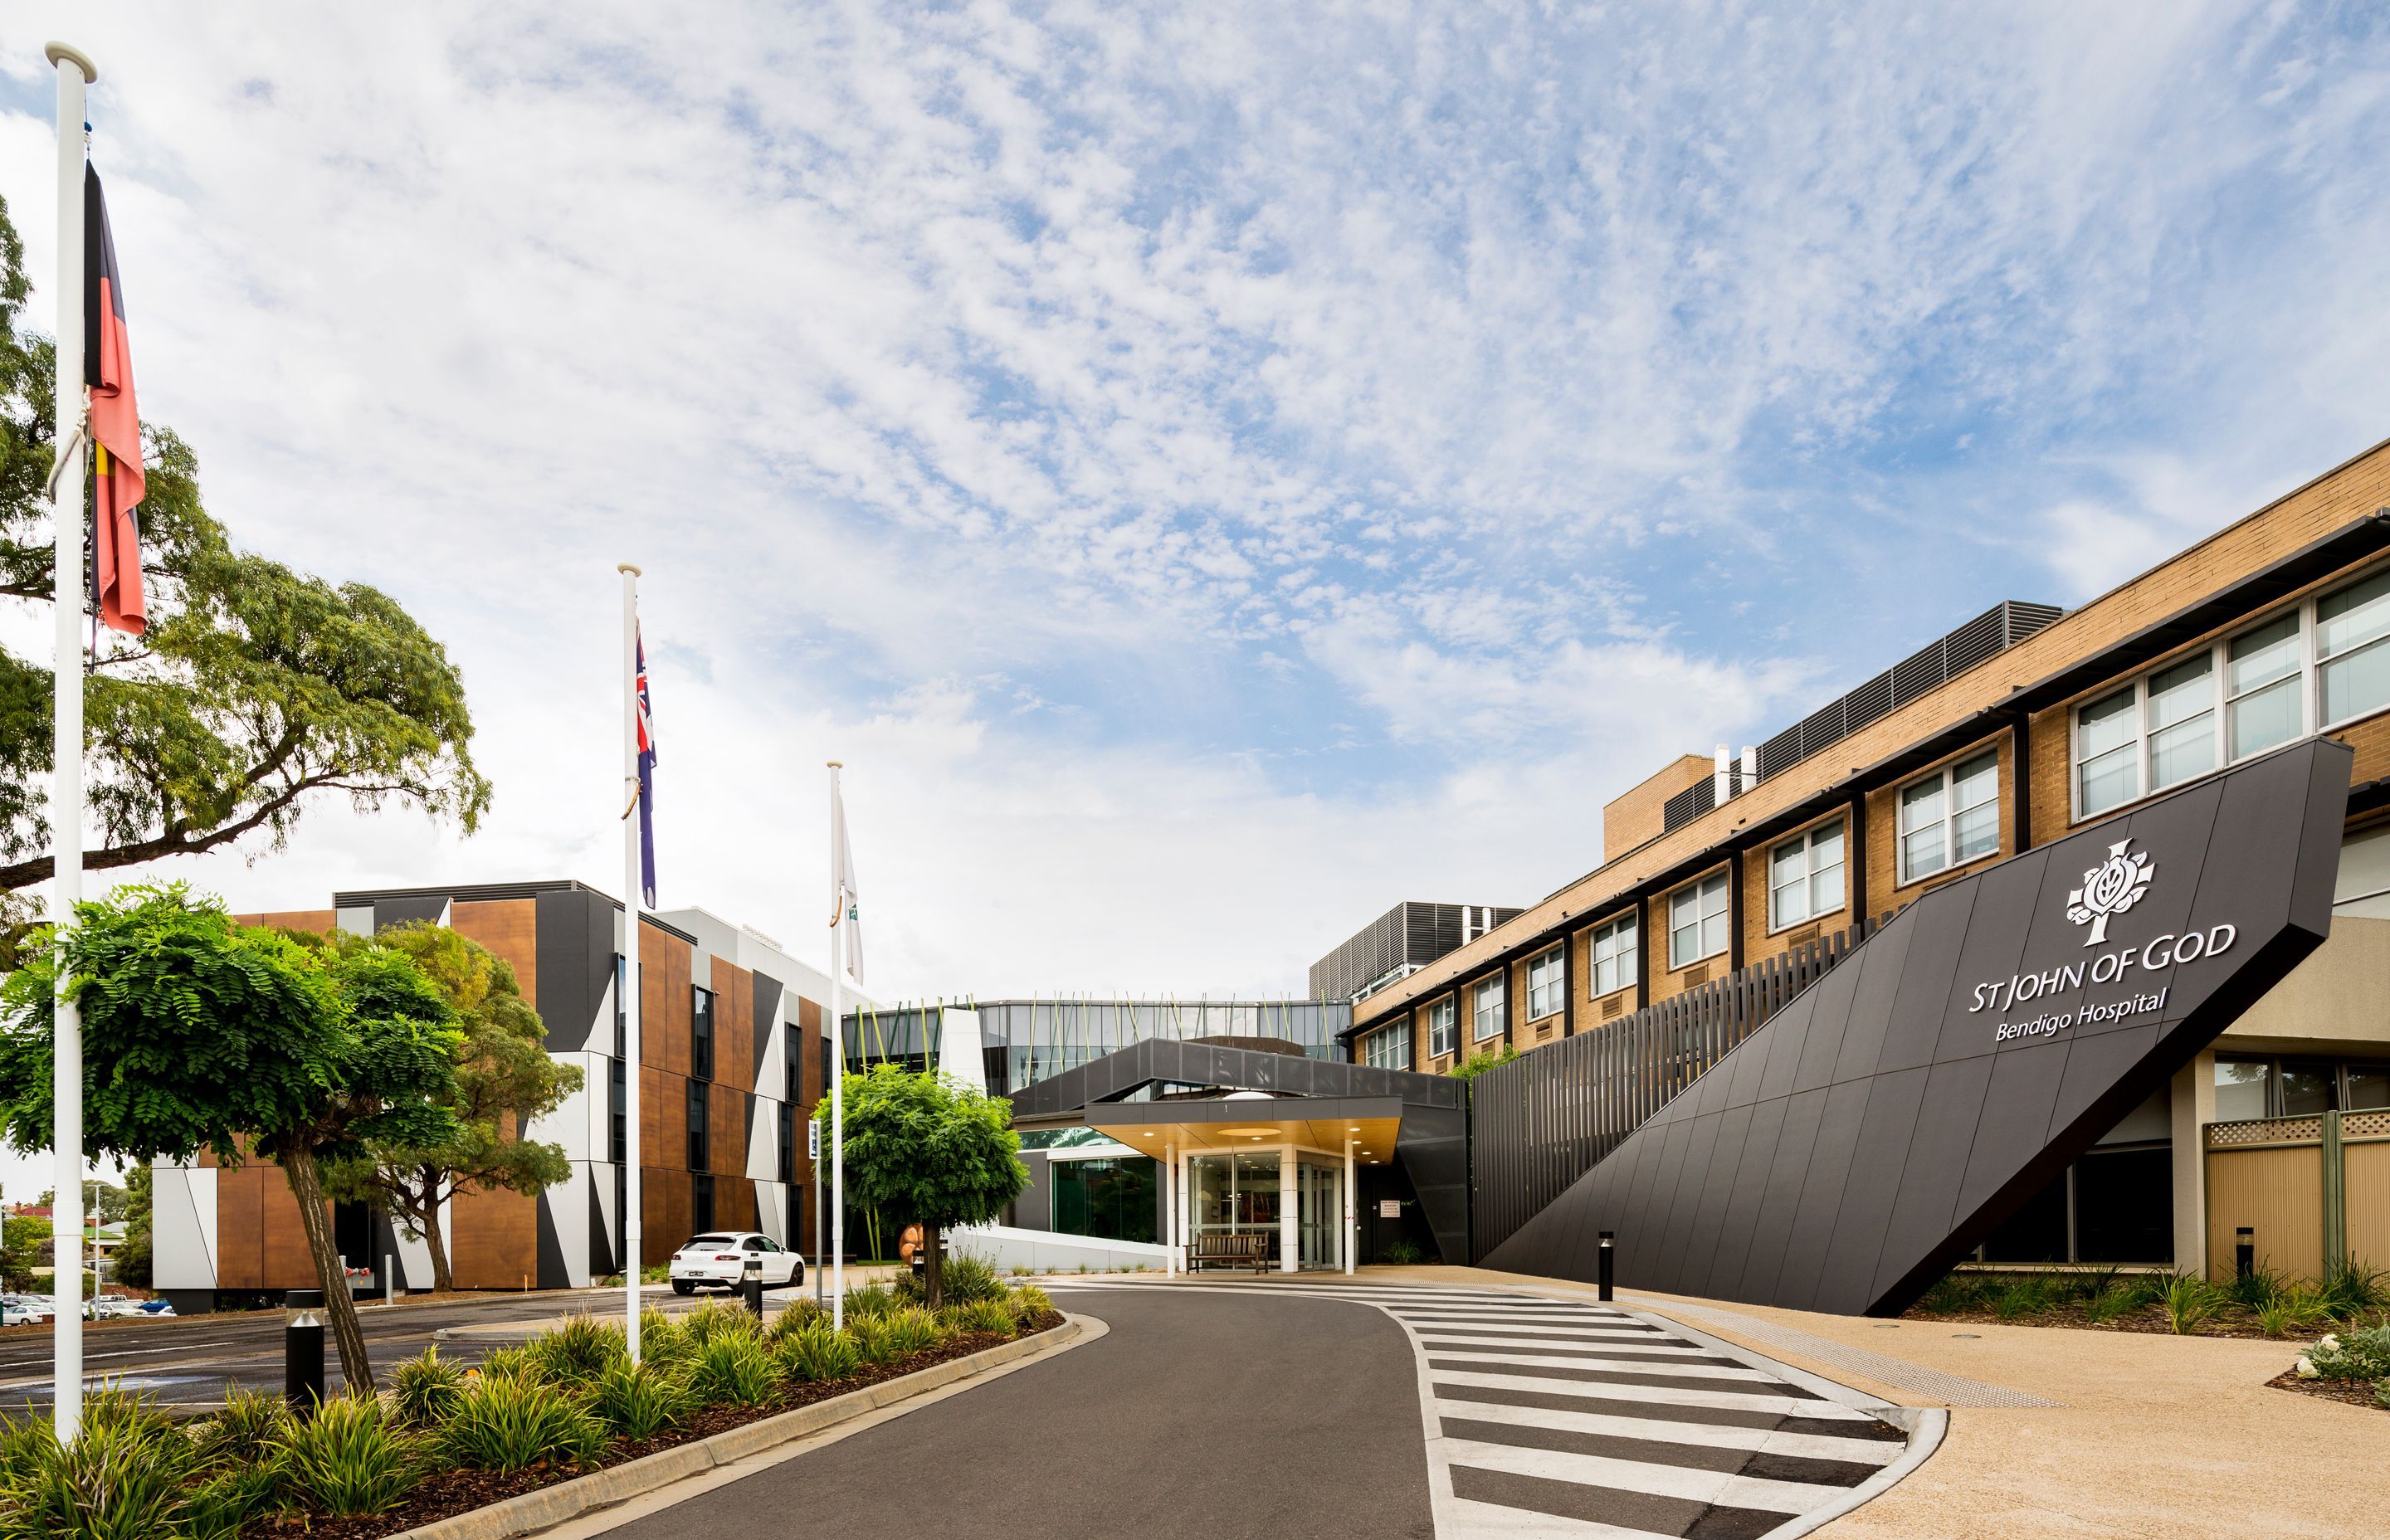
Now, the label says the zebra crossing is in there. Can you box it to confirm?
[1068,1279,1929,1539]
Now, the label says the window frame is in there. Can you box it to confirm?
[1525,946,1565,1021]
[1896,748,2002,888]
[1588,914,1638,997]
[1471,975,1506,1042]
[1362,1022,1412,1070]
[2071,565,2390,823]
[1427,997,1458,1060]
[1667,871,1730,970]
[1768,817,1847,933]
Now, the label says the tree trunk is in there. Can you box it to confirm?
[422,1167,454,1292]
[280,1146,374,1395]
[923,1222,943,1311]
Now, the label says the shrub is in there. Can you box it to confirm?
[843,1282,898,1320]
[589,1357,693,1442]
[274,1392,420,1517]
[681,1300,760,1347]
[185,1463,282,1540]
[2160,1273,2219,1334]
[773,1320,861,1383]
[1914,1274,1987,1314]
[899,1251,1005,1307]
[388,1346,467,1429]
[766,1298,827,1343]
[1010,1283,1055,1320]
[940,1299,1017,1338]
[1379,1240,1424,1265]
[2082,1284,2146,1325]
[2319,1259,2389,1319]
[687,1335,781,1409]
[471,1343,548,1384]
[2298,1324,2390,1381]
[1991,1278,2053,1321]
[2256,1288,2332,1339]
[638,1309,691,1364]
[437,1372,608,1473]
[193,1385,290,1463]
[527,1315,627,1384]
[0,1414,193,1539]
[2220,1261,2287,1312]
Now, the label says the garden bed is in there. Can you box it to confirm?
[2265,1367,2390,1413]
[290,1311,1064,1540]
[1901,1265,2389,1339]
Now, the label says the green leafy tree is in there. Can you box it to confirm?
[81,1178,129,1224]
[0,883,460,1389]
[1451,1045,1519,1081]
[113,1163,153,1289]
[0,190,491,892]
[319,923,583,1292]
[814,1063,1027,1309]
[0,1213,46,1289]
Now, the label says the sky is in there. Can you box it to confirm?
[0,2,2387,1162]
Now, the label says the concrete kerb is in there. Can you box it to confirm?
[383,1312,1101,1540]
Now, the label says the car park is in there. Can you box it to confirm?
[667,1231,803,1294]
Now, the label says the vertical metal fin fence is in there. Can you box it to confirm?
[1469,914,1890,1260]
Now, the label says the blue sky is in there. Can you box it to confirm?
[2,2,2389,1012]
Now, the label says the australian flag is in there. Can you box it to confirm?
[635,629,657,906]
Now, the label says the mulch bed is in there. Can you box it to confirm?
[279,1311,1066,1539]
[2265,1368,2389,1413]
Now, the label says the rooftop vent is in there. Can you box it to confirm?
[1662,600,2061,835]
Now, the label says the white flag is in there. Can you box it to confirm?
[831,779,864,987]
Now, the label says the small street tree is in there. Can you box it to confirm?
[816,1062,1027,1309]
[0,883,460,1391]
[319,923,582,1292]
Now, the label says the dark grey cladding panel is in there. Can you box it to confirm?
[375,894,450,932]
[753,974,783,1083]
[587,1170,616,1278]
[536,887,617,1054]
[536,1191,569,1290]
[1482,738,2352,1316]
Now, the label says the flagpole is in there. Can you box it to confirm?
[827,761,845,1331]
[618,563,644,1362]
[45,39,95,1445]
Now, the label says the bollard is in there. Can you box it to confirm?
[742,1253,764,1317]
[2235,1227,2255,1283]
[285,1288,326,1416]
[1597,1231,1616,1303]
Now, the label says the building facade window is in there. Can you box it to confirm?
[692,987,715,1079]
[1363,1023,1412,1070]
[1769,819,1846,929]
[2075,566,2390,819]
[1052,1157,1159,1243]
[1427,997,1457,1060]
[1668,872,1730,969]
[1526,946,1565,1020]
[609,1059,626,1164]
[1589,915,1637,997]
[686,1078,709,1171]
[2215,1055,2390,1118]
[1471,976,1505,1041]
[1898,750,2000,885]
[692,1173,715,1235]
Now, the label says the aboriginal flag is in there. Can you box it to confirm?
[635,630,657,907]
[83,164,145,636]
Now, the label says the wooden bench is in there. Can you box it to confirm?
[1186,1232,1275,1273]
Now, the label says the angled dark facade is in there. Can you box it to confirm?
[1483,738,2353,1316]
[1008,1037,1471,1265]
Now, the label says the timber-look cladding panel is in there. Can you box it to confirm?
[715,959,754,1094]
[451,1185,537,1290]
[451,899,539,1010]
[642,927,692,1077]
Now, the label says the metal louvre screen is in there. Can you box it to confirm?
[1469,915,1883,1260]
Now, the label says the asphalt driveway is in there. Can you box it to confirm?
[604,1284,1436,1540]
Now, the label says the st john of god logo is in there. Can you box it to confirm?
[2067,839,2156,947]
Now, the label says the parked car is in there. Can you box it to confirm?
[86,1296,144,1319]
[667,1232,803,1294]
[136,1299,176,1316]
[2,1294,53,1325]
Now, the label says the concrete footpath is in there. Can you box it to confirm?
[1378,1265,2378,1538]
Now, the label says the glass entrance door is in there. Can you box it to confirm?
[1186,1151,1280,1250]
[1296,1158,1339,1268]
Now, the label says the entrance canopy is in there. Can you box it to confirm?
[1084,1095,1403,1162]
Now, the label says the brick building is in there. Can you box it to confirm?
[149,881,872,1311]
[1342,439,2390,1279]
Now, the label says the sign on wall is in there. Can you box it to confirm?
[1379,1199,1402,1219]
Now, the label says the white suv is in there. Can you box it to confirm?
[667,1232,804,1294]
